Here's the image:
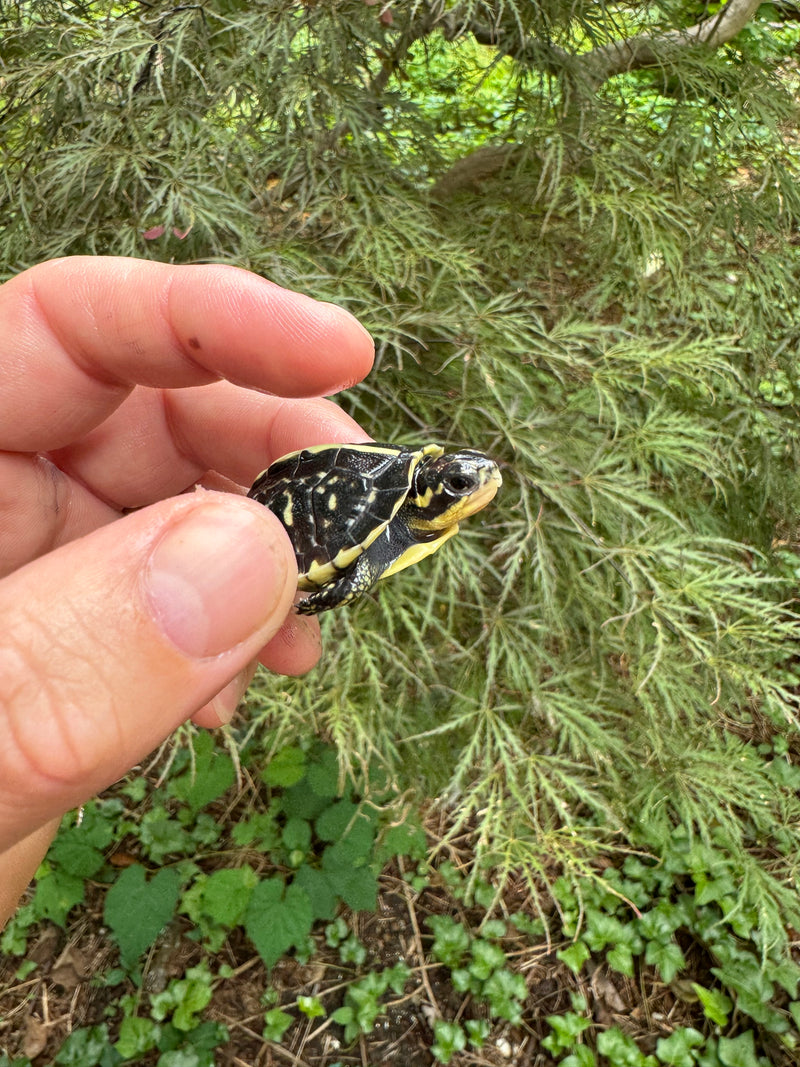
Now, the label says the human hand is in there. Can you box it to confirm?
[0,256,374,924]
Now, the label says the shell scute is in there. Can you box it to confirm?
[248,444,428,584]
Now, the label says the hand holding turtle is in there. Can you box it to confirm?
[0,256,374,926]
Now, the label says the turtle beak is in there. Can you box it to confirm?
[458,463,502,519]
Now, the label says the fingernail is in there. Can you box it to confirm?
[146,500,291,658]
[207,665,253,725]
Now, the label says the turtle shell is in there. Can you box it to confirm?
[248,443,443,589]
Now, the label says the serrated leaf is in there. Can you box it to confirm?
[33,869,85,928]
[48,830,106,878]
[281,782,330,821]
[292,864,338,921]
[262,746,306,788]
[322,843,377,911]
[169,732,235,816]
[315,799,360,842]
[104,864,182,968]
[307,748,341,798]
[196,866,257,928]
[375,819,428,864]
[231,811,280,851]
[245,877,313,968]
[282,817,311,853]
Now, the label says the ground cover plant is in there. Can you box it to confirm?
[3,1,800,1063]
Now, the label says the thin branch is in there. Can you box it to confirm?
[446,0,762,87]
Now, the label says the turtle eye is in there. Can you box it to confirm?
[447,472,477,494]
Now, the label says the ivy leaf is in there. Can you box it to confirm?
[104,864,182,969]
[717,1032,759,1067]
[557,941,590,974]
[655,1027,704,1067]
[691,983,732,1027]
[645,939,685,984]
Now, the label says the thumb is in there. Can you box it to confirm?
[0,492,296,852]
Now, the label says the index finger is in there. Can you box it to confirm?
[0,257,374,451]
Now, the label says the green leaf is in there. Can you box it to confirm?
[169,732,235,816]
[262,746,306,788]
[655,1027,705,1067]
[482,968,527,1024]
[139,810,192,864]
[282,817,311,853]
[292,864,338,921]
[375,818,428,864]
[103,865,182,969]
[190,866,257,928]
[48,829,106,878]
[321,840,378,912]
[645,940,686,984]
[306,748,341,798]
[244,877,313,968]
[431,1019,467,1064]
[557,941,591,974]
[597,1027,658,1066]
[562,1049,597,1067]
[114,1016,160,1059]
[469,939,506,980]
[691,984,732,1027]
[231,812,280,851]
[54,1025,111,1066]
[464,1018,491,1048]
[427,915,470,968]
[315,798,360,842]
[717,1032,759,1067]
[172,981,213,1032]
[607,944,635,976]
[263,1008,294,1042]
[33,869,85,928]
[297,996,325,1019]
[544,1011,593,1053]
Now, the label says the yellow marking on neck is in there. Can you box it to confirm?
[408,484,436,509]
[380,525,460,580]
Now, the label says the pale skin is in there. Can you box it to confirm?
[0,256,374,927]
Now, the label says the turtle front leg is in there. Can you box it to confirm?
[296,550,383,615]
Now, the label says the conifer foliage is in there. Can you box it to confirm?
[4,0,800,924]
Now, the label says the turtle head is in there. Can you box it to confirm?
[406,449,502,533]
